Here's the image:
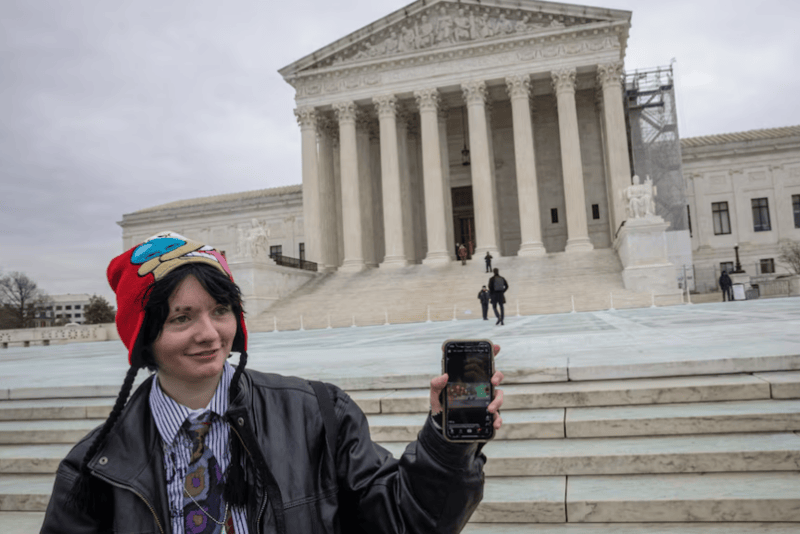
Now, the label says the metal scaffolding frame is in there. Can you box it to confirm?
[624,65,689,232]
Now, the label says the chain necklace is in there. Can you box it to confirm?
[162,439,231,531]
[183,486,229,528]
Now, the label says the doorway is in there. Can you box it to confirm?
[452,186,475,259]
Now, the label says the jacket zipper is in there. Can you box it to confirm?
[94,474,165,534]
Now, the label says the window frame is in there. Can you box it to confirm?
[751,197,771,232]
[711,201,731,235]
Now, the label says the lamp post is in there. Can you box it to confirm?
[734,244,742,273]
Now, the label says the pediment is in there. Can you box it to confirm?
[279,0,630,78]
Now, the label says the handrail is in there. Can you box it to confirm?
[270,254,318,272]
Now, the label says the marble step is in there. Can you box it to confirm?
[2,511,44,534]
[0,444,72,473]
[0,397,114,421]
[462,523,800,533]
[380,432,800,476]
[566,471,800,523]
[5,472,800,523]
[373,374,772,414]
[755,371,800,399]
[0,419,102,445]
[566,399,800,438]
[366,408,565,442]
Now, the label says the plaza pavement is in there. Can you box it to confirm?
[2,297,800,397]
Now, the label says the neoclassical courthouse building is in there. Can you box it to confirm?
[120,0,800,297]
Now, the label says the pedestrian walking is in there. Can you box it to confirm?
[484,252,493,273]
[458,243,468,266]
[488,268,508,325]
[478,286,490,320]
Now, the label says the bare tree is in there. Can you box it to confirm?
[779,241,800,275]
[0,272,50,328]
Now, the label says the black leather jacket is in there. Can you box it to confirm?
[41,368,486,533]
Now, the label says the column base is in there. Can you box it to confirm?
[339,259,368,272]
[517,242,547,257]
[422,251,451,266]
[565,238,594,253]
[380,256,410,269]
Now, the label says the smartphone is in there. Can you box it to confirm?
[441,339,495,442]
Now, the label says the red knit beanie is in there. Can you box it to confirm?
[107,231,248,364]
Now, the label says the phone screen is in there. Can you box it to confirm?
[443,340,494,442]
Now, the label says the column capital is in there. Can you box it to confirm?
[505,74,531,100]
[373,94,397,119]
[294,106,318,130]
[551,68,576,95]
[597,61,624,89]
[333,101,358,123]
[414,87,440,113]
[461,80,487,106]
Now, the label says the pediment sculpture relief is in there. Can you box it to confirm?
[319,4,596,69]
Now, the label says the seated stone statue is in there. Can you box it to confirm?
[624,175,658,220]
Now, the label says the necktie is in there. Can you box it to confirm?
[182,413,234,534]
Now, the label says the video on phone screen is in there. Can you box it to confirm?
[445,342,492,438]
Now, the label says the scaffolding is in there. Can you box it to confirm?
[624,65,689,232]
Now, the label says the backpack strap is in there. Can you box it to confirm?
[310,380,339,460]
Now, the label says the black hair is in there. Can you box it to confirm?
[69,262,251,514]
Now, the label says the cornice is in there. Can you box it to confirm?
[289,21,626,101]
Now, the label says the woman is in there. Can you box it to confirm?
[41,232,504,533]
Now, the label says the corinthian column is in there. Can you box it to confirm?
[506,74,546,256]
[598,62,633,235]
[462,80,500,257]
[317,117,338,270]
[552,68,593,252]
[415,88,450,264]
[333,101,366,271]
[373,94,408,267]
[295,107,322,266]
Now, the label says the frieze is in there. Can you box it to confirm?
[787,165,800,184]
[293,34,619,99]
[316,4,600,69]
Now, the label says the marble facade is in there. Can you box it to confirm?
[280,0,634,271]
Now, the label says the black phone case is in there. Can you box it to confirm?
[441,339,495,443]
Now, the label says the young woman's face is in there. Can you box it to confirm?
[152,275,237,387]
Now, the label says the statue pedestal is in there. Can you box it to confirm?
[614,217,676,293]
[228,258,317,318]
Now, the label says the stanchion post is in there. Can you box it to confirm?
[516,300,521,317]
[327,315,332,329]
[651,291,656,308]
[351,315,356,328]
[452,304,457,321]
[609,292,615,311]
[384,309,390,326]
[571,295,576,313]
[426,305,431,323]
[299,315,304,331]
[273,316,278,332]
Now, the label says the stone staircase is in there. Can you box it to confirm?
[251,249,683,331]
[3,370,800,532]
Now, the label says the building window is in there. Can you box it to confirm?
[299,243,305,261]
[66,305,72,310]
[56,314,62,319]
[269,245,282,258]
[793,194,800,228]
[720,261,734,274]
[751,197,771,232]
[760,258,775,274]
[712,202,731,235]
[75,305,81,310]
[56,306,62,311]
[75,313,81,318]
[551,208,558,224]
[591,204,600,220]
[687,205,692,237]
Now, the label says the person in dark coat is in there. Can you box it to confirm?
[478,285,491,320]
[484,252,493,273]
[719,270,733,302]
[488,268,508,325]
[40,231,507,534]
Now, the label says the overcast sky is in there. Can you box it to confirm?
[2,0,799,303]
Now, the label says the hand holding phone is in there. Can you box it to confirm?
[440,339,499,442]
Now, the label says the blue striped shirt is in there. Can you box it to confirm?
[149,361,248,533]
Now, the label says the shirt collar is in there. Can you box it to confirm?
[149,360,233,445]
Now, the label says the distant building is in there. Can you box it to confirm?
[39,294,92,327]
